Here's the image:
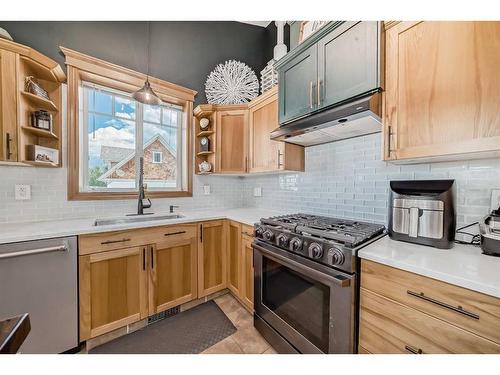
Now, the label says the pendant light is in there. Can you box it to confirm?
[132,21,162,105]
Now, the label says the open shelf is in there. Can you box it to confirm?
[21,126,59,140]
[20,55,65,83]
[22,160,59,168]
[196,130,214,137]
[21,91,59,112]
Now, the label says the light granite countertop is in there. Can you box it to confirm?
[0,208,283,245]
[358,236,500,298]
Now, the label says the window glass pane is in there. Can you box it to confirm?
[94,90,113,114]
[143,121,177,189]
[114,96,136,120]
[144,104,161,124]
[86,114,136,190]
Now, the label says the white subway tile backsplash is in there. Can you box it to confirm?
[242,133,500,228]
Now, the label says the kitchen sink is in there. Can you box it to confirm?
[94,214,184,226]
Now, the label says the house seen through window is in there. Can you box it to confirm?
[80,82,186,192]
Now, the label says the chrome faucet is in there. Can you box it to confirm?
[137,157,152,215]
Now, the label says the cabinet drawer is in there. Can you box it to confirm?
[359,288,500,354]
[361,260,500,344]
[79,224,197,255]
[241,224,254,238]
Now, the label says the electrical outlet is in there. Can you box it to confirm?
[203,184,211,195]
[15,184,31,200]
[253,187,262,197]
[491,189,500,211]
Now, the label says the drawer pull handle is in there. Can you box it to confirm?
[241,232,253,237]
[101,238,131,245]
[405,345,423,354]
[164,231,186,237]
[407,290,480,320]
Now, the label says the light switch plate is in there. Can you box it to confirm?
[15,184,31,200]
[491,189,500,211]
[253,187,262,197]
[203,184,211,195]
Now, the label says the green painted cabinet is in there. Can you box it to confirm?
[278,43,317,124]
[277,21,382,125]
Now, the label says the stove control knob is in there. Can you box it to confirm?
[263,230,274,242]
[329,248,345,265]
[276,233,289,248]
[308,242,323,259]
[289,237,303,252]
[254,226,264,238]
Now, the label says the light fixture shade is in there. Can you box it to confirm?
[132,79,162,105]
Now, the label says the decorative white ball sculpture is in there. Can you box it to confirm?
[205,60,259,104]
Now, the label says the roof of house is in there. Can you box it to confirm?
[100,145,134,164]
[98,134,175,182]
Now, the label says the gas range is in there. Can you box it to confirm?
[254,213,386,273]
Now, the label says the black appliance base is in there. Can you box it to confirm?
[253,314,299,354]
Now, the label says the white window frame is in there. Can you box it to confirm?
[152,151,163,164]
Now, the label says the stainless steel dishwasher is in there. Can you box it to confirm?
[0,236,78,353]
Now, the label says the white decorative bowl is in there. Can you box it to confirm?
[199,118,209,130]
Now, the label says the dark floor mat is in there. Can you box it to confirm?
[89,300,236,354]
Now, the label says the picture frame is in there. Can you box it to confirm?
[298,21,328,44]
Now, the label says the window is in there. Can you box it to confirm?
[152,151,162,164]
[63,47,195,200]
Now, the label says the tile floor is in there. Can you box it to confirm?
[202,293,277,354]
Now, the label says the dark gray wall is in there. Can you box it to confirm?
[0,21,271,104]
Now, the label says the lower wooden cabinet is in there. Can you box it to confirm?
[79,224,198,341]
[240,233,254,311]
[359,259,500,353]
[149,236,198,315]
[79,246,148,341]
[227,221,242,296]
[198,220,227,297]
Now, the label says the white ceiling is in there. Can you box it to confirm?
[239,21,272,28]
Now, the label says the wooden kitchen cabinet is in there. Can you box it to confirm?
[240,233,255,311]
[359,259,500,353]
[227,221,242,296]
[148,229,198,315]
[382,21,500,161]
[198,220,227,297]
[79,246,148,341]
[215,106,249,173]
[0,49,18,161]
[248,87,305,173]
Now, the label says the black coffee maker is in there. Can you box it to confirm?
[480,205,500,256]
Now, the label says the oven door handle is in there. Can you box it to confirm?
[253,242,351,288]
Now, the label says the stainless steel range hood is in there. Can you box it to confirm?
[270,92,382,147]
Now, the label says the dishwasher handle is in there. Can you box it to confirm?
[0,245,68,259]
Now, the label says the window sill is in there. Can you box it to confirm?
[68,190,192,201]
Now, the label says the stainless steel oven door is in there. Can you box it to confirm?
[253,241,355,354]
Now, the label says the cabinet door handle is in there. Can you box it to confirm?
[100,238,131,245]
[200,224,203,242]
[309,81,314,109]
[142,247,146,270]
[317,79,322,106]
[150,246,154,269]
[6,132,13,160]
[407,290,480,320]
[277,149,283,168]
[164,231,186,237]
[405,345,423,354]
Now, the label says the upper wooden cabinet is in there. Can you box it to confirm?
[194,89,304,175]
[248,87,305,173]
[216,107,249,173]
[276,21,382,125]
[0,39,65,166]
[382,21,500,161]
[0,49,18,161]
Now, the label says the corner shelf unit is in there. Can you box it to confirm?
[193,104,217,175]
[0,38,65,167]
